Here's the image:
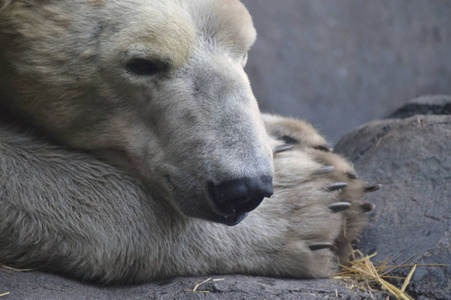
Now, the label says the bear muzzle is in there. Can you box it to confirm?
[207,175,273,226]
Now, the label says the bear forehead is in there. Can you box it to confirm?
[1,0,255,68]
[100,0,256,65]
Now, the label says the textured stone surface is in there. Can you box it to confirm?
[241,0,451,142]
[0,272,384,300]
[335,96,451,300]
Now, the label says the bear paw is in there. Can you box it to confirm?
[259,114,380,276]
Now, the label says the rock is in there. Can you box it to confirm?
[387,94,451,119]
[0,272,383,300]
[335,96,451,300]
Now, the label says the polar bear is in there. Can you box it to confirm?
[0,0,377,283]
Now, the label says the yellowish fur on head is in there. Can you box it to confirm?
[102,1,196,68]
[187,0,256,56]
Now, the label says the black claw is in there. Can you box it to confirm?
[361,202,376,212]
[313,166,335,175]
[314,144,332,152]
[308,242,333,251]
[351,238,360,244]
[273,144,294,154]
[328,201,351,213]
[347,170,359,179]
[327,182,347,191]
[364,184,382,193]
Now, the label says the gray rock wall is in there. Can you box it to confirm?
[242,0,451,142]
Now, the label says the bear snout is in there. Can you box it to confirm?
[207,175,273,225]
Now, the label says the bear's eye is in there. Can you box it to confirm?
[126,58,160,76]
[280,135,299,144]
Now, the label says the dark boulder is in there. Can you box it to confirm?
[335,95,451,300]
[387,95,451,119]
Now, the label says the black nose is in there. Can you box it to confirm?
[208,175,273,217]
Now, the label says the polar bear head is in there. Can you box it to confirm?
[0,0,273,225]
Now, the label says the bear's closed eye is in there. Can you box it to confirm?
[126,58,161,76]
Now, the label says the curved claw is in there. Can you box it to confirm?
[351,238,360,244]
[328,201,351,213]
[364,184,382,193]
[273,144,294,154]
[361,202,376,212]
[327,182,347,191]
[308,242,333,251]
[347,170,358,179]
[313,166,335,175]
[314,144,332,152]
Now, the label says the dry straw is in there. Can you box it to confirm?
[1,264,34,297]
[184,277,225,293]
[0,264,33,275]
[334,249,448,300]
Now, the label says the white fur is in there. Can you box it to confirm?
[0,0,369,283]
